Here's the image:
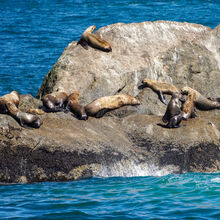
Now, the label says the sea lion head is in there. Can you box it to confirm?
[84,25,96,35]
[181,86,190,95]
[6,91,20,105]
[68,91,80,102]
[10,91,19,97]
[138,78,151,89]
[128,95,141,105]
[31,115,43,128]
[142,78,152,86]
[20,112,43,128]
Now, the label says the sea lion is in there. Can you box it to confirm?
[85,94,140,118]
[162,93,184,128]
[6,102,42,129]
[66,91,88,120]
[27,108,45,115]
[139,79,179,105]
[78,25,112,52]
[0,91,20,113]
[42,91,68,112]
[181,92,197,120]
[181,86,220,110]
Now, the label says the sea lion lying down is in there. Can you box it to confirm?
[0,91,42,129]
[85,94,140,118]
[139,78,179,105]
[78,25,112,52]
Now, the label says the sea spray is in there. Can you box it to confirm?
[97,159,179,177]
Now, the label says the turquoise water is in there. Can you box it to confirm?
[0,0,220,219]
[0,174,220,219]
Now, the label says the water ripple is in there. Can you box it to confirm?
[1,173,219,219]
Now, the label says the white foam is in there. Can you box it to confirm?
[211,177,220,183]
[96,160,179,177]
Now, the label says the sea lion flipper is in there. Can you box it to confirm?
[78,38,88,50]
[95,108,109,118]
[158,91,168,105]
[190,108,197,118]
[162,113,168,123]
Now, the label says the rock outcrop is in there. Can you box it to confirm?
[1,21,220,183]
[37,21,220,116]
[0,95,220,183]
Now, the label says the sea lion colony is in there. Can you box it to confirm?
[1,25,219,129]
[1,80,219,129]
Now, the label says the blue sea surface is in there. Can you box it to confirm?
[0,0,220,219]
[0,173,220,219]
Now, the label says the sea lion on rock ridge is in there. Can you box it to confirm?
[78,25,112,52]
[85,94,140,118]
[162,93,184,128]
[181,92,197,120]
[0,91,20,113]
[181,86,220,110]
[139,79,179,105]
[42,91,68,112]
[6,102,42,129]
[66,91,88,120]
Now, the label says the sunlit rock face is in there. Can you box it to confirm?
[37,21,220,116]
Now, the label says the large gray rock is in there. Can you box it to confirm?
[37,21,220,116]
[1,21,220,183]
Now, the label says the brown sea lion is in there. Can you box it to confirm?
[78,25,112,52]
[181,92,197,120]
[139,79,179,105]
[0,91,20,113]
[6,102,42,129]
[181,87,220,110]
[42,91,68,112]
[85,94,140,118]
[66,91,88,120]
[162,93,184,128]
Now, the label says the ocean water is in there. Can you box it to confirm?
[0,0,220,219]
[0,174,220,219]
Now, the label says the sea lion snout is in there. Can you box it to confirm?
[81,114,88,120]
[33,117,43,128]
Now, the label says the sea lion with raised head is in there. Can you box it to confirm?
[85,94,140,118]
[181,92,197,120]
[42,91,68,112]
[66,91,88,120]
[139,79,179,105]
[6,102,42,129]
[162,93,184,128]
[181,86,220,110]
[78,25,112,52]
[0,91,20,113]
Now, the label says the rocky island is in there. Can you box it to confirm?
[0,21,220,183]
